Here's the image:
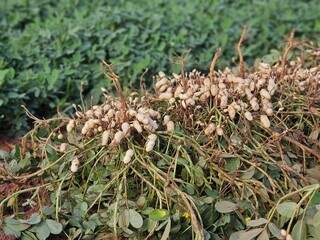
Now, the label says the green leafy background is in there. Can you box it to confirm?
[0,0,319,135]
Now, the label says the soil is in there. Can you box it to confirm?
[0,137,17,153]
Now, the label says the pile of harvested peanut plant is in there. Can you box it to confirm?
[1,44,320,240]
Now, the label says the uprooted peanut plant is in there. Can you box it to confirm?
[0,42,320,240]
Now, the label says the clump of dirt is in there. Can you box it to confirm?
[0,137,17,153]
[0,183,19,201]
[0,232,16,240]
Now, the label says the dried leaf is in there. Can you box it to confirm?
[257,230,269,240]
[268,222,282,239]
[160,219,171,240]
[238,228,264,240]
[247,218,268,227]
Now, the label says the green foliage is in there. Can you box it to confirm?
[0,0,320,135]
[2,213,62,239]
[228,185,320,240]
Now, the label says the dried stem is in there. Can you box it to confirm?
[21,105,40,122]
[140,68,148,95]
[283,135,320,161]
[209,48,222,82]
[280,31,295,78]
[102,60,127,121]
[174,50,190,89]
[237,27,247,78]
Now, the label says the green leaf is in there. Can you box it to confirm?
[18,156,31,169]
[311,209,320,226]
[194,166,205,186]
[42,206,54,216]
[309,225,320,239]
[88,213,102,227]
[21,231,38,240]
[22,213,41,225]
[261,49,281,65]
[87,184,105,194]
[3,225,23,238]
[215,214,231,227]
[122,227,134,235]
[310,192,320,206]
[73,202,88,217]
[215,201,238,213]
[0,68,14,87]
[4,217,30,235]
[132,57,150,78]
[147,218,158,233]
[149,209,169,221]
[48,69,60,90]
[45,219,63,234]
[292,220,307,240]
[128,209,143,229]
[276,202,298,218]
[33,221,51,240]
[83,220,97,232]
[225,159,240,172]
[205,189,219,199]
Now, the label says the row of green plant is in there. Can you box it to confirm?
[1,0,320,135]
